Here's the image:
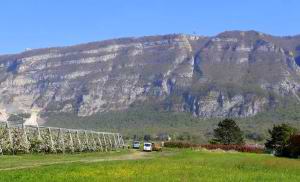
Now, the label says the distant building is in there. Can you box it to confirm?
[0,109,8,123]
[23,108,40,126]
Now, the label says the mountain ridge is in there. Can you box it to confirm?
[2,30,300,57]
[0,30,300,121]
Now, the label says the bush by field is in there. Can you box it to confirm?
[164,141,198,148]
[164,141,264,153]
[200,144,264,153]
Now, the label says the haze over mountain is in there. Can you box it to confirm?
[1,30,300,123]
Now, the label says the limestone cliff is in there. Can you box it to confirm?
[0,31,300,118]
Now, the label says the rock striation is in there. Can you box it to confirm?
[0,31,300,118]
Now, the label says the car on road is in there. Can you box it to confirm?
[143,142,152,152]
[132,141,140,149]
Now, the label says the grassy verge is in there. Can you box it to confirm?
[0,150,130,170]
[0,149,300,181]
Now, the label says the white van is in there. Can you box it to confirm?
[132,141,140,149]
[143,142,152,152]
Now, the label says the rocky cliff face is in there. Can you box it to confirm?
[0,31,300,118]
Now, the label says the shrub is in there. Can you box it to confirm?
[201,144,264,153]
[164,141,198,148]
[164,141,264,153]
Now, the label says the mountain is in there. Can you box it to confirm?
[1,30,300,121]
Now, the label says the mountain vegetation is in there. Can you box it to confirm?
[1,30,300,142]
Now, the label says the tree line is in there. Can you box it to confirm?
[211,118,300,158]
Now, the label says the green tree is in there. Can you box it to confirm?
[287,134,300,158]
[177,132,191,141]
[265,123,297,156]
[144,134,151,142]
[211,119,244,145]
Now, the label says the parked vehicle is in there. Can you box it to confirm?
[132,141,140,149]
[151,142,162,151]
[143,142,152,152]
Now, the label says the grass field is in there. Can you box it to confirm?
[0,149,300,181]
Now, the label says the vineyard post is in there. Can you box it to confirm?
[22,124,30,153]
[113,133,117,149]
[91,132,97,151]
[6,123,14,155]
[108,134,113,150]
[58,128,65,154]
[48,127,55,153]
[68,130,74,153]
[76,130,82,151]
[117,133,122,148]
[97,133,103,152]
[102,133,108,152]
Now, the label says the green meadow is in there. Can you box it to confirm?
[0,149,300,182]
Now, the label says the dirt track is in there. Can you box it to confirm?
[0,150,153,171]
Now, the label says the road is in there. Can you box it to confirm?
[0,150,155,171]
